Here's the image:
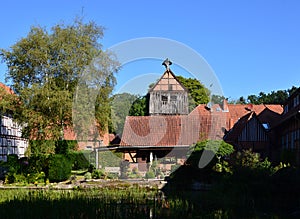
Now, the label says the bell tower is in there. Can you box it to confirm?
[148,59,189,115]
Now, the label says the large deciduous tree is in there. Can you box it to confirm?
[0,18,119,140]
[176,76,210,105]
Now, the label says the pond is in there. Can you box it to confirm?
[0,186,298,218]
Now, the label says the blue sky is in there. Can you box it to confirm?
[1,0,300,100]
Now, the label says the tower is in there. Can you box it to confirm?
[149,59,189,115]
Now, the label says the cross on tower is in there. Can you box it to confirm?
[162,58,172,70]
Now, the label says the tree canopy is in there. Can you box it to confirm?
[233,86,299,105]
[110,93,139,135]
[0,18,119,141]
[176,76,210,105]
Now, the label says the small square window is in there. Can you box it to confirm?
[161,95,168,101]
[170,95,177,101]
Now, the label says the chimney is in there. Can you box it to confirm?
[245,104,253,111]
[222,99,229,112]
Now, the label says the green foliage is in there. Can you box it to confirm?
[27,140,56,156]
[48,154,72,182]
[84,172,92,180]
[211,94,226,105]
[233,149,260,169]
[88,164,96,173]
[91,169,106,179]
[97,151,122,168]
[176,76,210,105]
[280,149,296,165]
[193,140,234,157]
[245,86,299,104]
[25,155,48,175]
[128,95,149,116]
[0,18,119,140]
[145,170,155,179]
[0,86,19,114]
[26,172,46,184]
[111,93,138,134]
[67,151,90,170]
[230,149,275,183]
[5,169,16,184]
[6,155,20,173]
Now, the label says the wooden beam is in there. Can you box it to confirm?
[129,152,136,163]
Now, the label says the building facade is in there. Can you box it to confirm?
[0,83,28,161]
[274,88,300,163]
[149,69,189,115]
[0,113,28,161]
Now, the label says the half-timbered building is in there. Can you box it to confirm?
[0,83,28,161]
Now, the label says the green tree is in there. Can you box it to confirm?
[245,86,298,105]
[111,93,138,135]
[128,95,149,116]
[187,140,234,167]
[176,76,210,105]
[0,18,119,142]
[211,94,226,105]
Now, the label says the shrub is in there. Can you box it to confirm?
[55,140,78,155]
[26,172,46,184]
[26,155,48,176]
[145,170,155,179]
[88,164,96,173]
[68,152,90,170]
[6,155,20,173]
[84,172,92,180]
[4,168,16,184]
[48,155,72,182]
[92,169,106,179]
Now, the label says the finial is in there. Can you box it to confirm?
[162,58,172,70]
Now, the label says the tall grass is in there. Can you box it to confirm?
[0,187,203,219]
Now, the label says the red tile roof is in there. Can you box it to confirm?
[120,115,200,146]
[120,102,283,147]
[0,83,14,95]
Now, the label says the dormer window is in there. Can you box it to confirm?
[262,123,270,130]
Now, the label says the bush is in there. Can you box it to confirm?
[84,172,92,180]
[55,140,78,155]
[26,172,46,184]
[92,169,106,179]
[48,155,72,182]
[4,168,16,184]
[68,152,90,170]
[6,155,20,173]
[145,170,155,179]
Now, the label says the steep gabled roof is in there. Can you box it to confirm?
[224,112,254,142]
[148,69,188,93]
[227,104,283,126]
[257,107,281,128]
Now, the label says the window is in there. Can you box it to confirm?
[170,95,177,101]
[161,95,168,102]
[293,95,300,107]
[262,123,270,130]
[283,105,289,114]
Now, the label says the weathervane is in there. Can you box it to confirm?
[162,58,172,70]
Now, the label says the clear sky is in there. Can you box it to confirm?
[1,0,300,100]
